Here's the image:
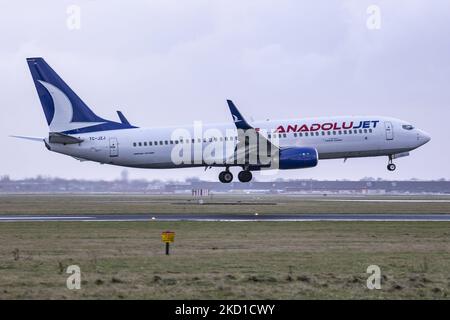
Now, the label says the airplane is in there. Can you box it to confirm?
[13,57,431,183]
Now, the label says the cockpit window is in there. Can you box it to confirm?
[402,124,414,130]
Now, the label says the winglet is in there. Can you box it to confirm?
[226,100,253,130]
[117,111,131,126]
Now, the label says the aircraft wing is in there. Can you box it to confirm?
[226,100,278,167]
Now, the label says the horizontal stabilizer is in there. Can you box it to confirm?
[49,132,84,144]
[10,135,44,142]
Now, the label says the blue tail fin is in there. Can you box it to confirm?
[27,57,135,134]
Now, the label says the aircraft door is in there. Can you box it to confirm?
[384,122,394,140]
[109,137,119,157]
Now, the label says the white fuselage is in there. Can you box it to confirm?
[47,116,430,169]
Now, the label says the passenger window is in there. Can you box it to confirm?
[364,129,367,133]
[369,129,373,133]
[332,131,336,135]
[138,142,142,146]
[294,133,297,137]
[154,141,158,145]
[149,141,152,146]
[299,133,303,137]
[359,129,363,134]
[192,139,195,143]
[144,142,147,146]
[283,134,286,138]
[327,131,331,135]
[133,143,136,147]
[305,132,309,137]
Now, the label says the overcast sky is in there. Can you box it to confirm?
[0,0,449,181]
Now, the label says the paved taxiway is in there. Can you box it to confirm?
[1,213,450,222]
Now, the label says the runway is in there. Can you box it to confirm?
[1,213,450,222]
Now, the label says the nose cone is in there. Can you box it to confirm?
[422,131,431,144]
[418,130,431,146]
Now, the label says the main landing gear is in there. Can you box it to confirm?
[387,155,396,171]
[218,168,253,183]
[238,170,252,183]
[219,170,233,183]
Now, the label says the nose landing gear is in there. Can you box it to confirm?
[387,155,396,171]
[387,163,396,171]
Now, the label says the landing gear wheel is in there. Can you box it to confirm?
[238,171,252,183]
[387,163,396,171]
[219,171,233,183]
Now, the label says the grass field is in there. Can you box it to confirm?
[0,194,449,299]
[0,221,449,299]
[1,194,450,215]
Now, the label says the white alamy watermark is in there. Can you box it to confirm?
[366,5,381,30]
[66,265,81,290]
[168,121,281,171]
[66,5,81,30]
[366,265,382,290]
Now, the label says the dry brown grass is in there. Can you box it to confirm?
[0,221,449,299]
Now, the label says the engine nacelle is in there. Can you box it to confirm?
[279,147,318,169]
